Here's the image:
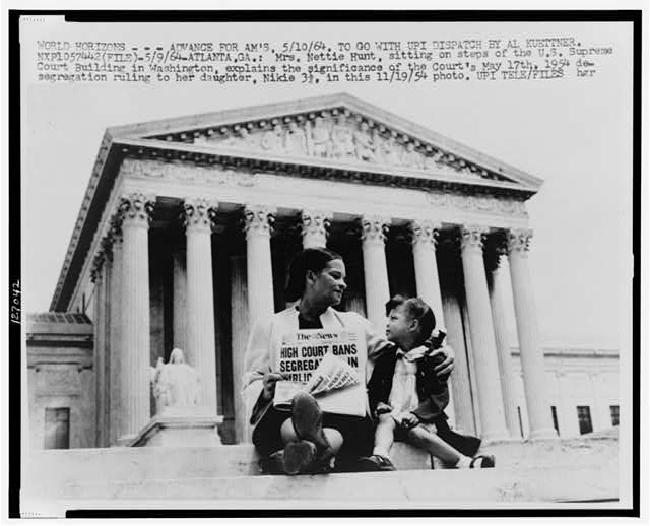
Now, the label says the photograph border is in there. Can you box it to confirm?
[7,8,642,518]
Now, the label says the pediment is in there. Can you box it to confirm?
[109,93,541,191]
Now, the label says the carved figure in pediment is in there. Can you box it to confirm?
[310,116,332,157]
[331,115,355,159]
[238,127,261,150]
[379,135,402,166]
[424,149,445,170]
[402,142,425,170]
[261,124,284,151]
[284,120,307,155]
[220,130,238,148]
[353,121,376,161]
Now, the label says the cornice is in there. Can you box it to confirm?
[108,92,543,191]
[51,93,543,311]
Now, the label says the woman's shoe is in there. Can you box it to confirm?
[291,392,331,455]
[259,450,285,474]
[282,440,316,475]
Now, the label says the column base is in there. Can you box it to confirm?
[528,427,560,441]
[480,430,512,445]
[481,436,522,447]
[114,435,137,447]
[129,407,224,447]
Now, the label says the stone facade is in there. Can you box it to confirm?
[29,94,620,449]
[25,313,94,449]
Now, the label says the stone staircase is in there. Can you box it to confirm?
[21,434,620,516]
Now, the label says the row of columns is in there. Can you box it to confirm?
[92,191,554,444]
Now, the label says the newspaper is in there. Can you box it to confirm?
[273,329,367,417]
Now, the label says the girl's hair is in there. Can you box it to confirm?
[285,247,343,302]
[385,294,437,346]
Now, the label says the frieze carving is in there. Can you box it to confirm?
[120,158,256,187]
[460,224,489,252]
[243,205,275,237]
[109,212,123,243]
[183,198,218,232]
[300,210,332,243]
[410,219,441,249]
[117,192,155,227]
[425,191,528,218]
[149,110,512,184]
[90,250,105,283]
[360,215,390,245]
[507,228,533,256]
[100,235,114,263]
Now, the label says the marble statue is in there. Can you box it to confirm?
[151,348,200,414]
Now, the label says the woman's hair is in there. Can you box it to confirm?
[285,247,343,302]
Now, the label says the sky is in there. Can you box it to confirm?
[19,18,634,350]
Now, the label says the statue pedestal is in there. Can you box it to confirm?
[130,407,223,447]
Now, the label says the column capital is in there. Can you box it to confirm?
[483,231,509,272]
[410,219,441,249]
[118,193,155,227]
[183,197,218,233]
[360,214,390,245]
[460,224,489,252]
[507,228,533,257]
[243,204,276,238]
[300,209,332,246]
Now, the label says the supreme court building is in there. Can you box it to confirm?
[28,93,616,450]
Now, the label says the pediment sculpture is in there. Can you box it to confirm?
[150,110,511,183]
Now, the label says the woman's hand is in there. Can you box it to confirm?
[261,372,285,400]
[430,344,455,378]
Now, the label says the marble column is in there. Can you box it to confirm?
[183,198,219,414]
[459,225,508,442]
[108,217,122,445]
[231,255,251,443]
[118,193,155,441]
[361,215,391,331]
[441,293,473,434]
[486,240,520,439]
[410,219,454,426]
[244,205,276,327]
[91,250,107,447]
[507,228,557,440]
[172,248,187,350]
[588,372,605,432]
[556,371,577,438]
[301,209,332,249]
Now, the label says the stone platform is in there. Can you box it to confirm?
[21,434,620,516]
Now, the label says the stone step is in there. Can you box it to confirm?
[25,442,432,491]
[26,464,618,506]
[22,436,619,513]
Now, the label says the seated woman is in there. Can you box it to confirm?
[242,247,455,475]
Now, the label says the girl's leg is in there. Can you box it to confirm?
[407,425,468,466]
[372,413,396,458]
